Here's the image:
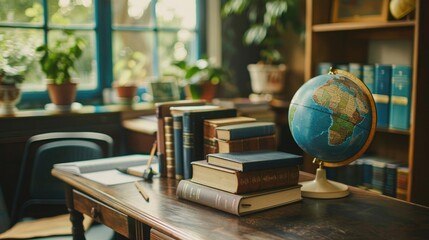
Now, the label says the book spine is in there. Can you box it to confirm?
[156,109,167,177]
[363,64,375,93]
[203,122,217,139]
[204,137,218,156]
[235,166,299,194]
[373,64,392,128]
[176,180,241,216]
[173,115,184,180]
[348,63,362,80]
[218,135,277,153]
[221,124,275,140]
[164,117,175,179]
[389,65,412,130]
[383,163,398,197]
[183,109,237,179]
[396,166,409,201]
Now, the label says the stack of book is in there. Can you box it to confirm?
[176,150,303,216]
[203,116,256,155]
[215,122,277,153]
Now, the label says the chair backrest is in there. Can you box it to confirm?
[10,132,113,225]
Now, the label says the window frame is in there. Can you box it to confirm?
[0,0,205,107]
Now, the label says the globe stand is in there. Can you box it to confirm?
[301,159,349,199]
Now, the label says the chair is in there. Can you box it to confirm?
[10,132,114,226]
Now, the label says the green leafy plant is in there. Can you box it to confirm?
[222,0,301,64]
[113,48,147,86]
[36,30,86,85]
[172,57,231,85]
[0,31,38,85]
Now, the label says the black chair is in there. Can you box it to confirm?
[10,132,114,225]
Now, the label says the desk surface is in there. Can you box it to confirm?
[52,169,429,240]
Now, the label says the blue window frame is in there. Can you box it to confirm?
[0,0,204,108]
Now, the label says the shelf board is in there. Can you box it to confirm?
[312,21,415,32]
[376,127,410,135]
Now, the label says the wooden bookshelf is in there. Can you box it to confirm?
[305,0,429,206]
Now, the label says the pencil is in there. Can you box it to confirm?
[134,181,149,202]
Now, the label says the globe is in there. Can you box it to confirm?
[288,68,376,167]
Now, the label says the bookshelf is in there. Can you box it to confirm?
[305,0,429,206]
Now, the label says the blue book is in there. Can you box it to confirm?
[183,108,237,179]
[348,63,362,80]
[216,122,275,140]
[389,65,412,130]
[362,65,375,93]
[373,64,392,128]
[317,62,332,75]
[172,114,184,179]
[207,150,303,172]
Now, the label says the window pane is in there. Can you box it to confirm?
[48,0,94,26]
[0,28,44,90]
[112,0,153,27]
[0,0,43,25]
[158,31,197,76]
[46,30,97,90]
[156,0,196,29]
[113,31,154,85]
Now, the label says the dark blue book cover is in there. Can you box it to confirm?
[384,162,400,197]
[374,64,392,128]
[173,115,184,179]
[183,108,237,179]
[207,150,303,172]
[389,65,412,130]
[363,65,375,93]
[216,122,275,140]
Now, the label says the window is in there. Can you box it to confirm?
[0,0,203,107]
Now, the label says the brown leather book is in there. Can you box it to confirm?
[191,160,299,194]
[217,134,277,153]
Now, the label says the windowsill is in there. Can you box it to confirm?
[0,102,156,119]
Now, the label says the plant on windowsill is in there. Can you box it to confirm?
[221,0,302,96]
[112,48,147,104]
[171,57,232,101]
[36,30,86,106]
[0,32,38,115]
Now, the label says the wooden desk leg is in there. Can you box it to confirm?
[65,185,86,240]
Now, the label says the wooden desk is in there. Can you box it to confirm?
[52,170,429,240]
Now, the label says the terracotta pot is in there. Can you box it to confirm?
[47,82,77,106]
[115,85,137,99]
[186,82,218,101]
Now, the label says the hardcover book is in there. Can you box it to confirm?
[348,62,362,80]
[183,108,237,179]
[217,134,277,153]
[206,150,303,172]
[176,179,302,216]
[155,100,206,177]
[396,166,409,201]
[389,65,412,130]
[203,116,256,139]
[164,116,175,178]
[216,122,275,141]
[170,105,221,179]
[191,160,299,194]
[363,64,375,93]
[373,64,392,128]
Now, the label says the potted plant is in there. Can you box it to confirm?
[171,57,232,101]
[112,48,147,104]
[0,32,38,115]
[222,0,302,95]
[36,30,86,106]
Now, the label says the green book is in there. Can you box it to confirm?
[207,150,303,172]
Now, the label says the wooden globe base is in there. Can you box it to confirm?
[301,167,349,199]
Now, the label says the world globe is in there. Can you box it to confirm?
[288,68,376,167]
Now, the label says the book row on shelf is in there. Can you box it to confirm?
[326,155,409,201]
[318,62,412,131]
